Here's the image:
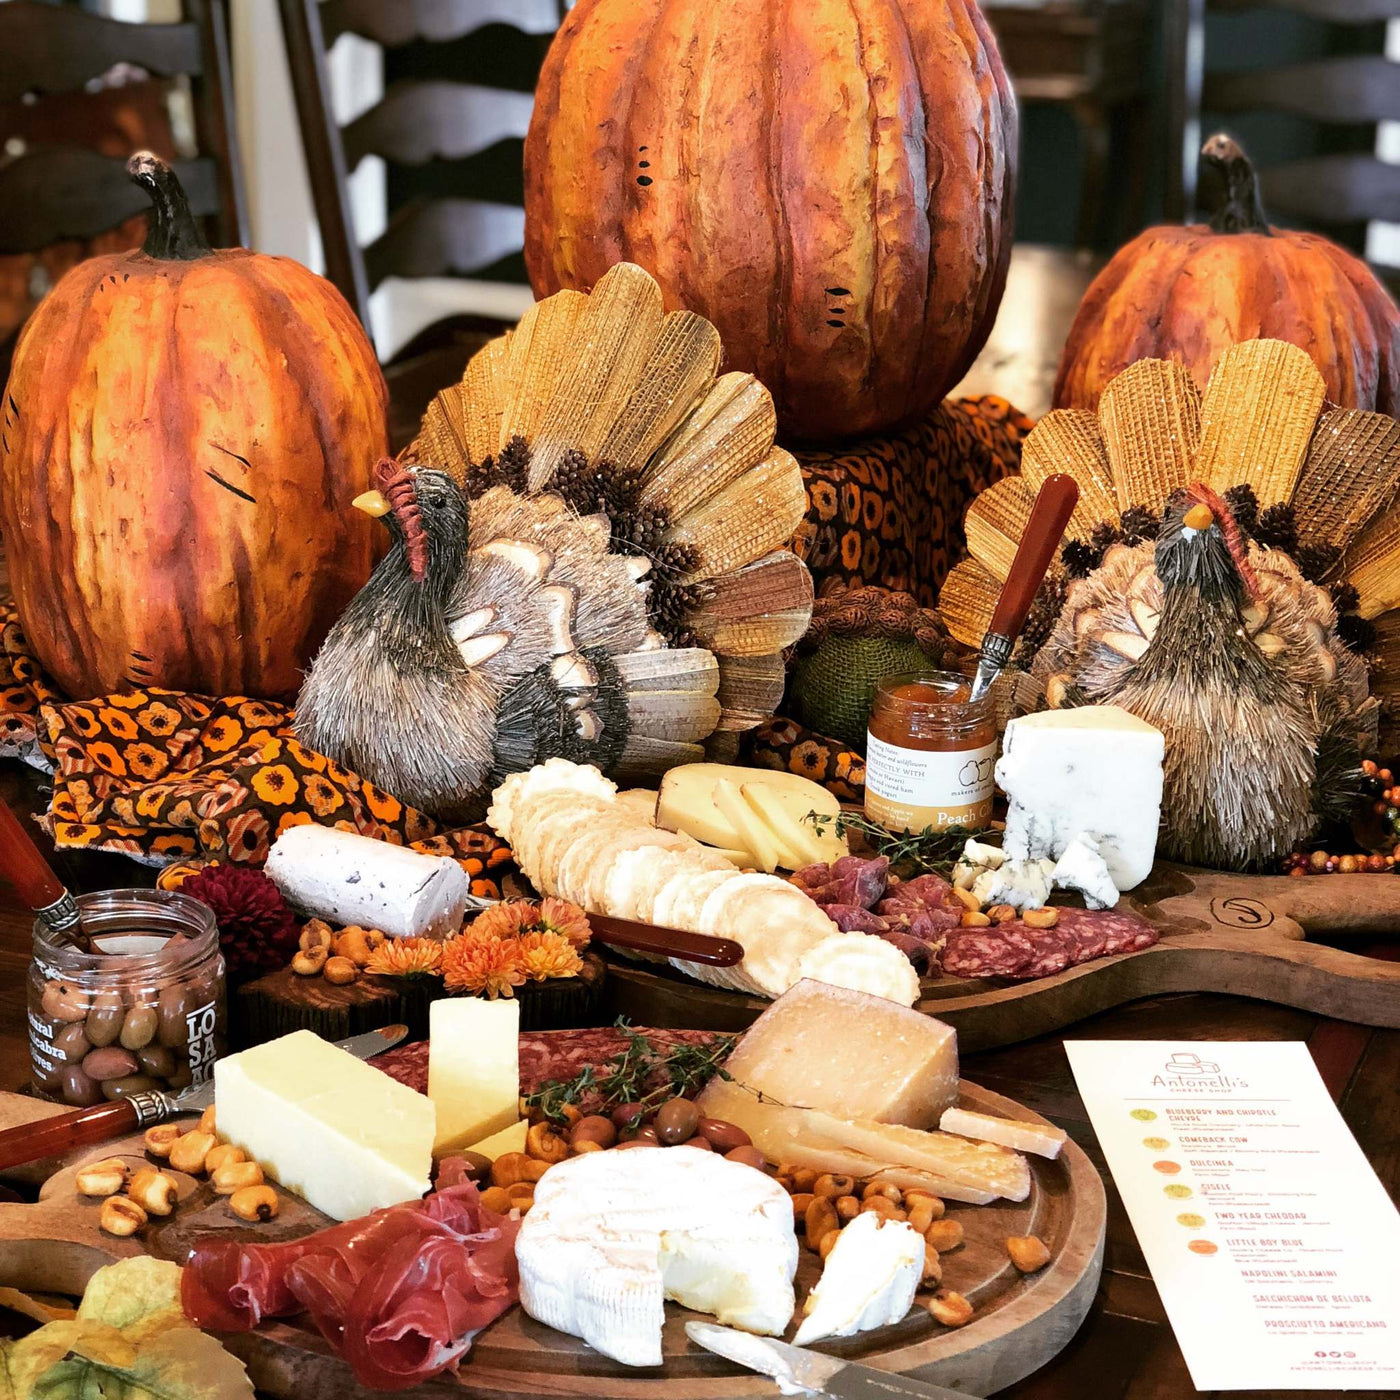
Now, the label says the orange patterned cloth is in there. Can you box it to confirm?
[0,601,515,893]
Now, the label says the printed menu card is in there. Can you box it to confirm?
[1066,1040,1400,1390]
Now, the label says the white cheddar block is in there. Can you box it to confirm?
[264,825,469,938]
[995,705,1164,890]
[939,1107,1067,1159]
[429,998,520,1155]
[215,1029,433,1221]
[466,1118,527,1159]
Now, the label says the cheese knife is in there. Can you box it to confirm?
[686,1322,985,1400]
[0,1024,408,1172]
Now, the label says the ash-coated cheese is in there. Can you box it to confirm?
[215,1029,433,1221]
[264,825,469,939]
[996,705,1164,891]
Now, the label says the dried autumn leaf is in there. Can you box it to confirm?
[4,1318,135,1395]
[0,1289,73,1327]
[77,1257,185,1342]
[28,1327,254,1400]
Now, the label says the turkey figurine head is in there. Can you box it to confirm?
[941,340,1400,870]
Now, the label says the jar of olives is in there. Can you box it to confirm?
[28,889,226,1107]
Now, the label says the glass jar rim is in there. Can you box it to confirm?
[871,670,994,717]
[33,888,219,979]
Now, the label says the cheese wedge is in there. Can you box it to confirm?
[794,1212,922,1344]
[939,1107,1067,1159]
[657,763,843,857]
[713,778,783,871]
[215,1029,433,1221]
[743,781,844,867]
[466,1118,527,1159]
[429,998,520,1156]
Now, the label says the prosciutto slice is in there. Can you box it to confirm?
[181,1159,520,1392]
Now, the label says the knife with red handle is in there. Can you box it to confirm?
[0,799,88,950]
[969,472,1080,700]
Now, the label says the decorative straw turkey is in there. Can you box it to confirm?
[296,264,813,821]
[940,340,1400,870]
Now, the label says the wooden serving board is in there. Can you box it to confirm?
[604,862,1400,1051]
[0,1083,1104,1399]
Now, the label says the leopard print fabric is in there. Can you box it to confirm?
[791,395,1033,604]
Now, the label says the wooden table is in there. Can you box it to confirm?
[1,767,1395,1399]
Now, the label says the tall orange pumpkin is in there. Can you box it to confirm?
[0,154,387,700]
[1056,135,1400,414]
[523,0,1017,442]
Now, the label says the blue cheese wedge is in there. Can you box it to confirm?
[1051,834,1119,910]
[970,857,1055,911]
[215,1029,433,1221]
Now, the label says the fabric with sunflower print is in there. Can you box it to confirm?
[0,602,516,893]
[792,395,1033,605]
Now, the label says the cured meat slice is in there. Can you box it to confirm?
[789,861,832,893]
[1052,907,1111,961]
[829,855,890,908]
[939,926,1037,979]
[181,1160,520,1391]
[1071,906,1158,956]
[1008,924,1077,980]
[892,873,955,907]
[824,904,890,934]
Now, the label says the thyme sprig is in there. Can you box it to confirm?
[525,1018,738,1125]
[807,811,999,877]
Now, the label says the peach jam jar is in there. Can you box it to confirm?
[864,671,996,834]
[29,889,226,1106]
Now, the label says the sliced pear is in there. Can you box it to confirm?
[712,779,782,872]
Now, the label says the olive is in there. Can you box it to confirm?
[33,1056,65,1094]
[136,1043,177,1079]
[570,1115,617,1150]
[62,1065,103,1107]
[680,1133,712,1151]
[41,981,88,1024]
[623,1124,659,1146]
[157,986,192,1047]
[53,1023,93,1064]
[84,991,125,1047]
[166,1060,194,1092]
[724,1145,767,1170]
[102,1074,162,1102]
[653,1097,700,1146]
[119,1006,159,1051]
[610,1103,646,1131]
[81,1046,139,1082]
[697,1117,751,1153]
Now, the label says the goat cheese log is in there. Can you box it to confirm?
[488,760,920,1005]
[263,825,470,939]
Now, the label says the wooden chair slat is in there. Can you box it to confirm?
[363,198,526,288]
[342,81,533,169]
[0,0,203,104]
[321,0,564,47]
[1258,155,1400,227]
[1205,55,1400,125]
[0,149,221,256]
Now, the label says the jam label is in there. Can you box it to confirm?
[864,735,996,832]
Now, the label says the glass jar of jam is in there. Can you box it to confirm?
[864,671,996,833]
[28,889,227,1106]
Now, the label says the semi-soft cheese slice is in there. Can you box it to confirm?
[429,998,519,1155]
[466,1118,527,1158]
[215,1029,433,1221]
[940,1107,1067,1159]
[995,704,1164,890]
[712,980,957,1129]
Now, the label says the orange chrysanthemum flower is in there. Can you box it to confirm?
[365,937,443,978]
[470,901,540,941]
[538,897,591,950]
[441,932,526,998]
[516,930,584,981]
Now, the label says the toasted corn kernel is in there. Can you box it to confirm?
[861,1181,901,1202]
[76,1157,129,1197]
[479,1186,512,1213]
[526,1122,569,1164]
[168,1129,217,1175]
[212,1160,265,1195]
[925,1289,973,1327]
[926,1218,965,1252]
[322,955,358,985]
[960,910,992,927]
[142,1124,181,1159]
[790,1192,814,1225]
[204,1143,247,1175]
[790,1168,819,1193]
[229,1185,279,1222]
[198,1105,217,1135]
[817,1228,842,1260]
[1006,1234,1052,1273]
[490,1152,532,1188]
[291,947,328,976]
[99,1196,147,1237]
[921,1240,943,1287]
[805,1198,839,1247]
[127,1167,177,1216]
[986,903,1016,924]
[951,886,981,913]
[835,1194,861,1222]
[1023,906,1060,928]
[812,1173,854,1199]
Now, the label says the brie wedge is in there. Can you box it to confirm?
[793,1212,923,1344]
[516,1146,798,1367]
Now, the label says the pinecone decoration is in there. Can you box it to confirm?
[179,864,299,980]
[496,435,531,493]
[1119,504,1160,545]
[1223,483,1260,535]
[1255,501,1299,554]
[551,447,599,512]
[1294,541,1341,585]
[1062,538,1100,578]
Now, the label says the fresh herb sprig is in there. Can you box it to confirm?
[525,1018,738,1125]
[807,811,999,877]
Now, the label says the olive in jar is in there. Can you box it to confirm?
[102,1074,163,1102]
[136,1043,177,1079]
[52,1023,92,1064]
[41,981,87,1024]
[62,1065,103,1106]
[84,991,125,1047]
[119,1006,159,1051]
[82,1046,139,1082]
[156,986,192,1047]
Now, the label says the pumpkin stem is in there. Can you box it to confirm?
[127,151,208,260]
[1201,133,1270,236]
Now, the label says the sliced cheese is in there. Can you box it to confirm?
[793,1212,922,1344]
[713,778,783,872]
[939,1107,1067,1159]
[698,844,755,867]
[215,1029,433,1221]
[743,781,845,867]
[466,1118,527,1159]
[429,998,519,1156]
[713,980,958,1129]
[657,763,842,857]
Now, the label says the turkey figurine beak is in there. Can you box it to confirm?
[353,489,392,517]
[1183,503,1214,532]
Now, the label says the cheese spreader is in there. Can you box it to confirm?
[686,1322,984,1400]
[0,1023,408,1172]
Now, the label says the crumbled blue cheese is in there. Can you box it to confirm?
[1051,834,1119,910]
[970,858,1055,911]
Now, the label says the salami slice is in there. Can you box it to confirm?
[1055,906,1159,960]
[940,925,1037,979]
[1007,923,1076,980]
[1052,907,1110,961]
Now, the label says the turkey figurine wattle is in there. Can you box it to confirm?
[0,153,387,700]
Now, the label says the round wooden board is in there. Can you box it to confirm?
[0,1082,1104,1399]
[604,862,1400,1050]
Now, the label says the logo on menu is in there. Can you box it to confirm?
[1150,1051,1248,1092]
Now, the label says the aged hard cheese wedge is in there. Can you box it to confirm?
[516,1146,798,1367]
[428,998,519,1155]
[215,1029,433,1221]
[940,1107,1067,1159]
[264,825,470,939]
[715,980,957,1128]
[995,705,1164,890]
[793,1212,922,1344]
[467,1118,527,1158]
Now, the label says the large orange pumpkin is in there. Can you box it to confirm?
[1055,135,1400,414]
[523,0,1017,442]
[0,154,387,700]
